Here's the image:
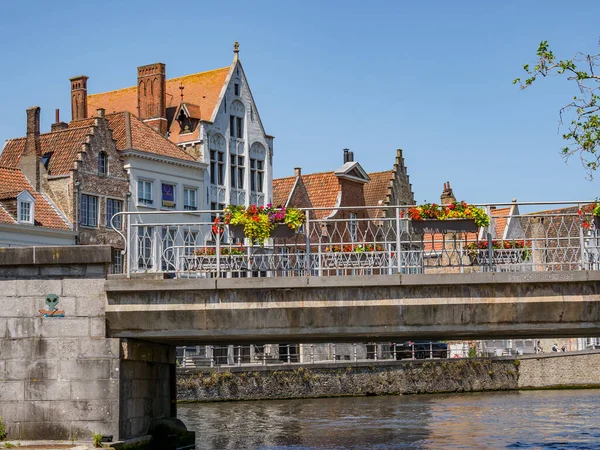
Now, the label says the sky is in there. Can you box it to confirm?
[0,0,599,205]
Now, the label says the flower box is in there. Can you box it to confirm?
[411,218,478,234]
[228,224,296,240]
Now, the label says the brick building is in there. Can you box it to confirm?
[77,43,273,211]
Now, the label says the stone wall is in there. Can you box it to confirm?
[119,340,174,438]
[177,358,519,402]
[518,351,600,389]
[0,246,120,440]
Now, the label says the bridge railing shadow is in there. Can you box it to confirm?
[111,201,600,278]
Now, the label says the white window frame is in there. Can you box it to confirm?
[349,212,357,242]
[183,187,198,211]
[250,158,264,193]
[106,197,123,230]
[80,193,99,228]
[17,190,35,224]
[137,178,154,207]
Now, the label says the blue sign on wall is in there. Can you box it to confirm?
[162,183,175,207]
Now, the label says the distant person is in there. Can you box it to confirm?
[552,343,558,352]
[561,344,567,352]
[535,340,543,353]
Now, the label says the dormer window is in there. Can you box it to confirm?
[98,152,108,175]
[17,190,35,224]
[177,109,192,134]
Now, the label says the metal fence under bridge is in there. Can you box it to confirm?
[111,201,600,278]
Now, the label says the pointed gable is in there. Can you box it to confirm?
[0,167,70,229]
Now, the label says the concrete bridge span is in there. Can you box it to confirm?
[105,271,600,344]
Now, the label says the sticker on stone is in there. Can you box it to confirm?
[39,293,65,317]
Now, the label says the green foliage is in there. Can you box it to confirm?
[222,204,306,244]
[515,40,600,177]
[513,359,521,367]
[4,443,15,448]
[468,346,478,358]
[92,432,103,448]
[0,417,6,441]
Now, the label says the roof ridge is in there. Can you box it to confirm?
[127,114,195,161]
[368,170,393,176]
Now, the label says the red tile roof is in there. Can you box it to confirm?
[0,204,15,224]
[491,207,511,239]
[87,67,231,144]
[70,112,195,161]
[298,171,341,219]
[1,127,92,175]
[0,167,70,229]
[364,170,393,218]
[272,176,296,207]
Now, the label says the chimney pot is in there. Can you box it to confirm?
[294,167,301,177]
[96,108,105,118]
[348,151,354,162]
[343,148,349,163]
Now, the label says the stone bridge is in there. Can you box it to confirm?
[105,271,600,344]
[1,245,599,445]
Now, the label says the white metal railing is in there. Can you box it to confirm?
[111,202,600,278]
[175,342,451,368]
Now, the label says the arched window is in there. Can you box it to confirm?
[98,152,108,175]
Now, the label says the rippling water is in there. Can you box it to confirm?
[178,390,600,449]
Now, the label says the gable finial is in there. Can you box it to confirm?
[234,41,239,54]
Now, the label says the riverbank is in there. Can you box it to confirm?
[177,350,600,402]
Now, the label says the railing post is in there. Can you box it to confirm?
[304,210,311,276]
[374,343,378,361]
[396,207,402,274]
[430,342,433,359]
[237,346,241,366]
[287,344,291,364]
[210,346,215,368]
[487,231,493,272]
[310,344,314,364]
[126,218,132,279]
[262,345,266,366]
[216,213,221,278]
[411,343,415,360]
[579,202,587,270]
[332,344,336,362]
[353,343,357,362]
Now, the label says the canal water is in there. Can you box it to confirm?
[178,389,600,449]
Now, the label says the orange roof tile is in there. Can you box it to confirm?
[300,171,340,219]
[0,204,15,224]
[0,167,70,229]
[364,170,393,218]
[1,127,91,175]
[272,176,296,207]
[87,67,231,144]
[491,207,511,239]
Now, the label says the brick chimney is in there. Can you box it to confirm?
[51,108,69,132]
[294,167,301,177]
[137,63,167,135]
[19,106,42,191]
[440,181,456,205]
[70,75,88,121]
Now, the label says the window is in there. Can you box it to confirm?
[138,179,153,206]
[81,194,98,227]
[19,201,32,223]
[210,202,225,223]
[234,83,240,96]
[98,152,108,175]
[230,155,244,189]
[184,187,197,210]
[106,198,123,229]
[250,158,264,192]
[229,116,244,139]
[162,183,176,208]
[349,212,357,242]
[111,249,124,274]
[217,152,224,185]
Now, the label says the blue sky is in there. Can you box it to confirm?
[1,0,599,204]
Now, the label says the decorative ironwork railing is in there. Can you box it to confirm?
[110,202,600,278]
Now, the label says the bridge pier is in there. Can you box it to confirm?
[0,246,189,446]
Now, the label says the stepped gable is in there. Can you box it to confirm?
[70,112,195,161]
[0,166,70,229]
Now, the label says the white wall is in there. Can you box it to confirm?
[0,225,75,247]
